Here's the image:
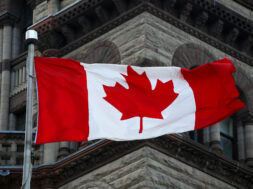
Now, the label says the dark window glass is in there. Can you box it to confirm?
[16,157,23,165]
[2,144,11,152]
[220,135,233,158]
[189,129,203,144]
[17,144,24,152]
[16,111,26,131]
[220,118,233,137]
[220,117,237,159]
[1,155,10,161]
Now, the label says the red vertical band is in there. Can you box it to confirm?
[35,57,89,144]
[181,58,245,130]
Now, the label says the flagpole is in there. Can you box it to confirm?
[22,30,38,189]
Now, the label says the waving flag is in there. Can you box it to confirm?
[34,57,245,144]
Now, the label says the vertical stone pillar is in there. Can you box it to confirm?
[22,66,26,83]
[0,26,3,60]
[9,113,16,130]
[10,71,15,92]
[8,25,21,131]
[0,27,3,97]
[237,119,245,162]
[209,123,222,153]
[11,25,21,59]
[0,24,12,130]
[15,70,19,87]
[57,142,70,160]
[10,141,17,165]
[18,68,22,85]
[245,113,253,167]
[203,127,210,145]
[48,0,60,14]
[43,143,59,163]
[9,71,16,130]
[69,142,78,153]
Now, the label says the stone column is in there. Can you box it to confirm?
[0,27,3,97]
[0,26,3,60]
[11,25,21,59]
[69,142,78,153]
[43,143,59,163]
[209,123,222,153]
[245,113,253,167]
[237,119,245,162]
[203,127,210,146]
[0,24,12,130]
[57,142,70,160]
[9,113,16,130]
[10,141,17,165]
[8,24,21,131]
[48,0,60,14]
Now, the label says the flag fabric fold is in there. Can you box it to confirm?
[34,57,245,144]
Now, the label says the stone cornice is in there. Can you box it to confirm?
[0,135,252,189]
[0,11,19,25]
[0,131,25,140]
[10,51,27,67]
[188,0,252,33]
[30,0,253,67]
[234,0,253,10]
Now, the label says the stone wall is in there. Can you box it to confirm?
[60,0,76,10]
[65,12,253,111]
[32,0,79,23]
[59,147,236,189]
[33,1,48,23]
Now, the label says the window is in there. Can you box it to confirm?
[189,130,203,144]
[220,117,237,159]
[16,111,26,131]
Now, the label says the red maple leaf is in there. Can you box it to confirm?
[103,66,179,133]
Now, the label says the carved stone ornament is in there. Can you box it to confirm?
[172,43,216,68]
[72,40,121,64]
[42,49,59,57]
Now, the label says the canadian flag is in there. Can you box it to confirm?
[34,57,245,144]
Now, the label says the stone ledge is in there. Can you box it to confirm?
[0,135,252,189]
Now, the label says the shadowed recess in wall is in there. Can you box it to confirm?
[172,43,216,68]
[71,40,121,64]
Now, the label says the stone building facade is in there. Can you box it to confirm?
[0,0,253,188]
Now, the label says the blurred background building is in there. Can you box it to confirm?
[0,0,253,188]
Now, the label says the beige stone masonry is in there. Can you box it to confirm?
[65,13,253,112]
[59,147,236,189]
